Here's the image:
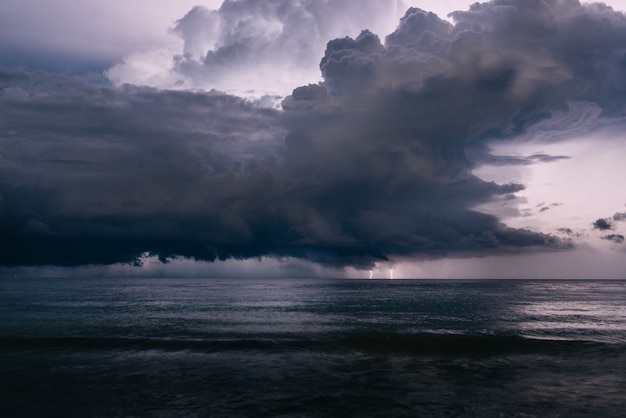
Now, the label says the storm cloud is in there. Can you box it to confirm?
[594,218,614,231]
[0,68,562,268]
[0,70,284,266]
[5,0,626,269]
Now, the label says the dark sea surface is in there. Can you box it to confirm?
[1,278,626,417]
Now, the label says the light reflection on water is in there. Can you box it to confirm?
[509,280,626,343]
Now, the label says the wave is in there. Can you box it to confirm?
[2,332,622,356]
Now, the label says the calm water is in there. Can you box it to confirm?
[1,278,626,417]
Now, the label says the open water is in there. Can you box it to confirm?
[1,278,626,417]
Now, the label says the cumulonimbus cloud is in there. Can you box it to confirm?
[4,0,626,269]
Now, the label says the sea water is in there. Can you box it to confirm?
[1,278,625,417]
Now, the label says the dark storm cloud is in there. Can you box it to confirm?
[0,69,285,266]
[278,0,626,264]
[309,1,626,186]
[591,209,626,233]
[0,65,563,268]
[8,0,626,268]
[593,218,614,231]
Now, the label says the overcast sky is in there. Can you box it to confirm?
[2,0,626,279]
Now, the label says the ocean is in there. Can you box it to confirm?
[1,278,625,417]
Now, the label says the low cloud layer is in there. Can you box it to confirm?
[0,70,284,266]
[0,68,562,268]
[4,0,626,269]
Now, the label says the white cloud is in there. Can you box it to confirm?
[106,0,410,97]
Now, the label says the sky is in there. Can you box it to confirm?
[2,0,626,279]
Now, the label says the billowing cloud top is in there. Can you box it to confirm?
[3,0,626,269]
[107,0,408,95]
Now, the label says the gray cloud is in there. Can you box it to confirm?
[467,151,571,166]
[7,0,626,269]
[321,2,626,132]
[613,212,626,222]
[602,234,625,244]
[590,208,626,234]
[528,154,571,163]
